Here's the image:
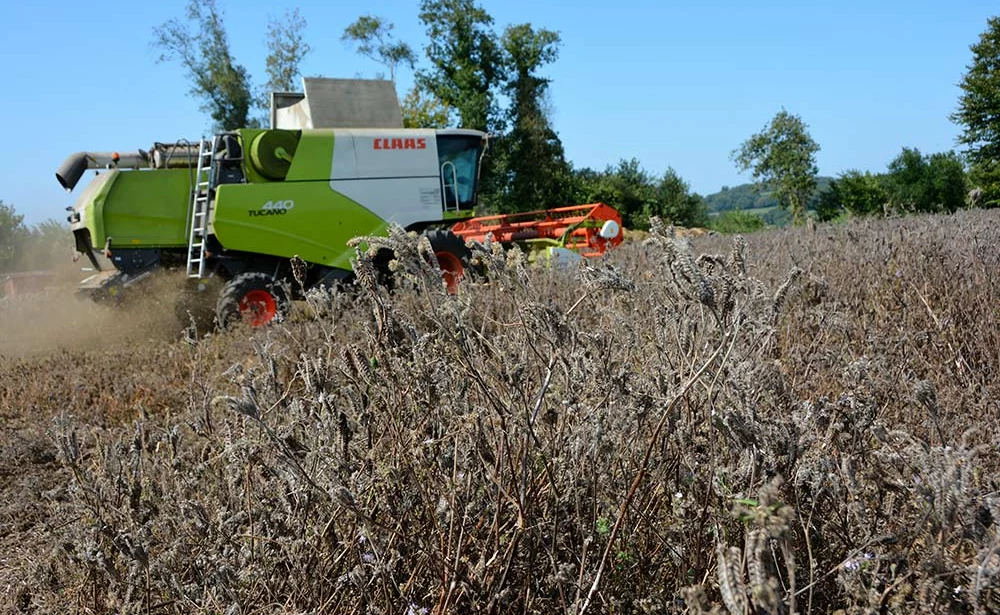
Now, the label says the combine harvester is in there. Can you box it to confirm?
[55,79,622,327]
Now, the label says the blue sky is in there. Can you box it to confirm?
[0,0,995,224]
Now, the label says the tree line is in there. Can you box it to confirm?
[721,17,1000,225]
[152,0,711,230]
[150,2,1000,229]
[708,141,970,223]
[0,201,69,274]
[815,148,969,220]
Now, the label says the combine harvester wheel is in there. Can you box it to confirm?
[216,272,290,328]
[424,230,470,294]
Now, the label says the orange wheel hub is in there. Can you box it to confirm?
[436,251,464,294]
[239,289,278,326]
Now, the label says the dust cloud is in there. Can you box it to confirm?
[0,271,193,359]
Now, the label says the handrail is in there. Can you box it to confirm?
[440,161,459,212]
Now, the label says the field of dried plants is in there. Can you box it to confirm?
[1,210,999,614]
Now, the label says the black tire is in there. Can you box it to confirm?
[425,229,469,258]
[216,272,290,329]
[424,229,471,292]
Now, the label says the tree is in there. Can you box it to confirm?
[417,0,506,209]
[341,15,416,82]
[606,159,657,229]
[401,86,452,128]
[733,109,820,224]
[570,159,657,229]
[498,24,572,212]
[567,167,613,207]
[0,201,28,272]
[885,147,928,212]
[823,170,888,218]
[814,186,843,221]
[926,151,969,213]
[885,147,967,213]
[647,168,709,228]
[569,161,707,229]
[417,0,504,133]
[20,219,70,271]
[968,160,1000,207]
[264,8,311,94]
[153,0,255,130]
[952,17,1000,204]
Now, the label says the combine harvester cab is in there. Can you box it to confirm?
[56,127,488,325]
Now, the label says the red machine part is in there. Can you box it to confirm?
[238,289,279,327]
[450,203,623,257]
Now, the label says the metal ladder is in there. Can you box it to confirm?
[186,137,216,279]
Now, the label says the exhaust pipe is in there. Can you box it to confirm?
[56,142,204,192]
[56,151,151,192]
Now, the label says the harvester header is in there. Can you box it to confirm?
[451,203,623,259]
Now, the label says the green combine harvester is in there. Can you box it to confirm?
[57,127,487,326]
[56,78,623,328]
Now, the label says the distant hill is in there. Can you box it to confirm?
[703,177,834,215]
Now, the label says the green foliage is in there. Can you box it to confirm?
[410,3,577,214]
[567,167,611,206]
[0,202,68,273]
[647,168,709,229]
[417,0,503,133]
[609,159,658,229]
[826,170,889,218]
[264,8,311,94]
[497,24,573,212]
[815,151,968,221]
[502,24,559,87]
[709,210,766,234]
[885,148,927,211]
[953,17,1000,206]
[416,0,509,211]
[952,17,1000,190]
[20,219,71,271]
[926,152,969,213]
[153,0,256,130]
[969,160,1000,207]
[885,147,967,213]
[400,86,452,128]
[571,159,655,229]
[0,200,27,272]
[568,161,706,229]
[341,15,415,82]
[733,109,820,224]
[815,185,844,222]
[761,207,792,226]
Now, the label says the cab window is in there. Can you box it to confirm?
[437,134,483,210]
